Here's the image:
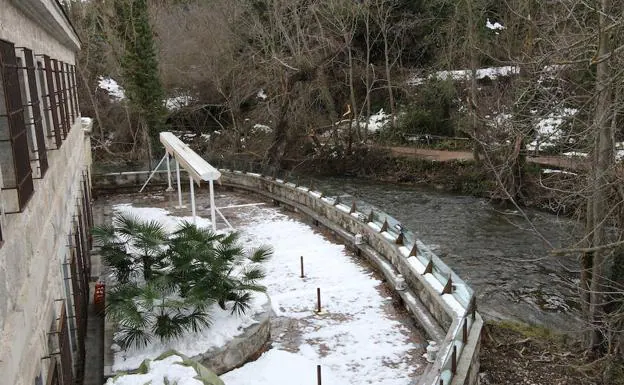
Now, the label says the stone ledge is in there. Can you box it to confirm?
[194,296,272,375]
[103,294,273,379]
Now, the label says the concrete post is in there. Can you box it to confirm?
[175,159,185,208]
[165,153,173,191]
[209,179,216,231]
[190,176,196,225]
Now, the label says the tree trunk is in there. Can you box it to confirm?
[383,29,396,129]
[587,0,614,352]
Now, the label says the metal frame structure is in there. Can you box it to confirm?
[141,132,226,230]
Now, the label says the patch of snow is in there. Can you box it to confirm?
[562,151,588,158]
[98,77,125,100]
[221,349,341,385]
[165,95,193,111]
[366,109,391,132]
[252,124,273,134]
[408,66,519,85]
[257,89,268,100]
[486,19,505,31]
[527,108,577,151]
[232,209,420,385]
[542,169,577,176]
[442,294,466,317]
[106,354,203,385]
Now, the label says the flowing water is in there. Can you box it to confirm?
[316,177,584,332]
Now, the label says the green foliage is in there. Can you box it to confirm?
[378,79,457,143]
[94,214,272,349]
[114,0,166,146]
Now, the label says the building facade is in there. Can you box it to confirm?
[0,2,92,385]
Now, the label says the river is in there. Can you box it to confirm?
[315,177,584,332]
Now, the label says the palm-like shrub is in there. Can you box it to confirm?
[167,223,272,316]
[93,214,168,282]
[94,214,272,349]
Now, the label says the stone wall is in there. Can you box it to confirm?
[102,278,273,379]
[0,0,79,62]
[0,119,91,385]
[194,296,272,375]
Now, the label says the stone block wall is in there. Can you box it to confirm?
[0,120,91,385]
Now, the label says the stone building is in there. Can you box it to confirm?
[0,1,93,385]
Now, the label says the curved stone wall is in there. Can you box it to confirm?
[218,171,484,385]
[103,276,272,379]
[193,295,272,375]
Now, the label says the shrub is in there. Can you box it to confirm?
[94,214,272,349]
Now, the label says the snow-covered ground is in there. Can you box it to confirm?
[366,108,391,132]
[527,108,578,151]
[408,66,518,85]
[98,77,126,100]
[107,198,422,384]
[165,95,194,111]
[224,207,421,385]
[106,354,204,385]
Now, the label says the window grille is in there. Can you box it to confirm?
[24,50,48,174]
[51,59,67,138]
[37,60,55,149]
[0,39,34,211]
[59,62,71,132]
[64,63,75,123]
[18,48,49,177]
[42,56,62,148]
[69,65,79,118]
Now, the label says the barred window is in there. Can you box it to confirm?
[58,61,70,133]
[65,63,76,124]
[52,60,68,137]
[42,55,62,148]
[0,39,34,212]
[70,65,79,118]
[17,49,49,178]
[37,60,55,149]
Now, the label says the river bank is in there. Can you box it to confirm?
[301,150,583,217]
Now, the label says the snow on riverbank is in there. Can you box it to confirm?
[224,207,420,385]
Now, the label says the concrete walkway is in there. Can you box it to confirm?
[83,282,104,385]
[378,145,585,170]
[83,205,109,385]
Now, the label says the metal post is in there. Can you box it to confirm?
[451,345,457,374]
[175,159,184,208]
[300,256,304,278]
[462,318,468,344]
[209,179,216,231]
[317,365,322,385]
[165,153,173,191]
[190,177,196,225]
[317,288,321,313]
[139,153,168,192]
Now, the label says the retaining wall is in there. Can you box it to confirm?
[103,295,272,379]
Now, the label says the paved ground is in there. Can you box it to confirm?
[378,145,586,170]
[83,282,104,385]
